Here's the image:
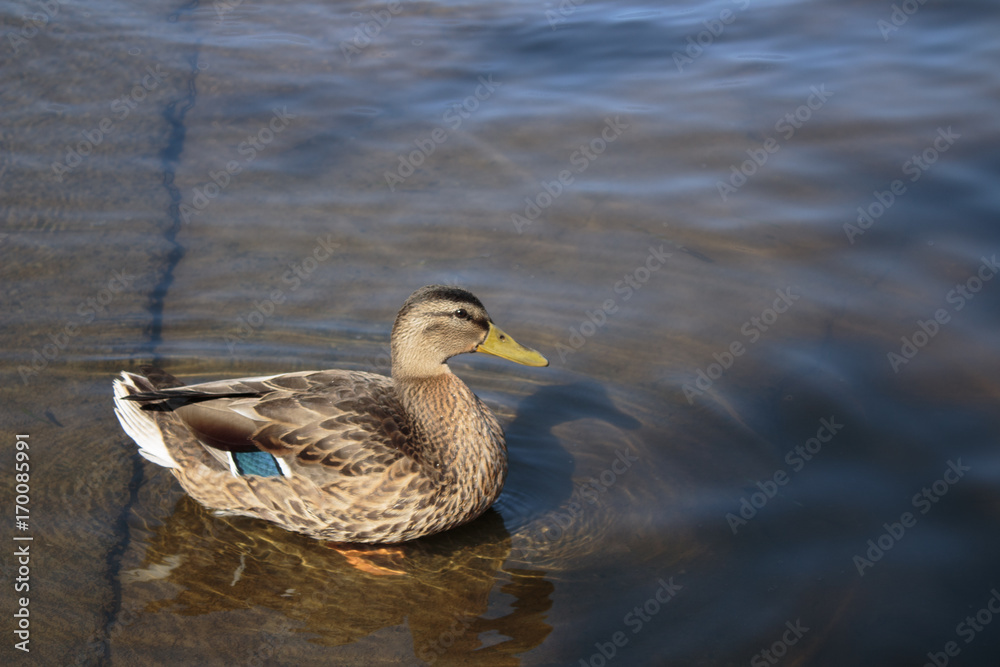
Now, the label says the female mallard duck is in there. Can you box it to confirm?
[113,285,547,543]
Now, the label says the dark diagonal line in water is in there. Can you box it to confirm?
[97,5,202,664]
[145,51,199,363]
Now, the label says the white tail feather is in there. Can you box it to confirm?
[112,372,178,469]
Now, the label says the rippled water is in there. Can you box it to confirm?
[2,0,999,665]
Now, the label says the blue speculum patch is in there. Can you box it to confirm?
[233,450,282,477]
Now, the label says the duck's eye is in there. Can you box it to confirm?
[454,308,468,320]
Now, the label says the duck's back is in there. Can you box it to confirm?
[113,367,504,542]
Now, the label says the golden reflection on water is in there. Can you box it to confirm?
[121,497,552,664]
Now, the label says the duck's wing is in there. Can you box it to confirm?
[124,367,416,483]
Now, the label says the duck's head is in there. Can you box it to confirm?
[390,285,548,379]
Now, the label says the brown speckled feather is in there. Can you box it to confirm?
[112,285,546,543]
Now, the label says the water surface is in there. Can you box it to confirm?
[2,0,999,665]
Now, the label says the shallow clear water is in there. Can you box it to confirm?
[2,0,1000,664]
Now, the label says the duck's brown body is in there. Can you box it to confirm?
[112,285,546,543]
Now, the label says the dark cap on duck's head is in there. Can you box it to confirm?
[395,285,488,321]
[390,285,548,379]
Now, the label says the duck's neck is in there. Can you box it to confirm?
[393,372,506,496]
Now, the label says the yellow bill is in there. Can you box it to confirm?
[477,323,549,367]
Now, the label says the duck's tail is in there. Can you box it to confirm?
[112,366,182,469]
